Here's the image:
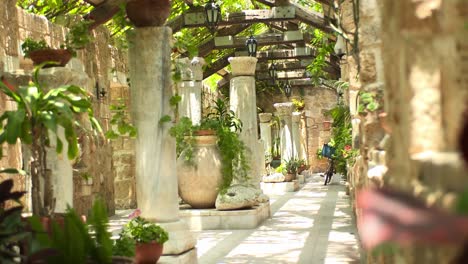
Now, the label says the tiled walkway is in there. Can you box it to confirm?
[195,175,361,263]
[110,174,361,263]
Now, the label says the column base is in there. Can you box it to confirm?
[152,220,197,255]
[159,248,198,264]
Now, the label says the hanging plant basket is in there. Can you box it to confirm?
[126,0,171,27]
[28,49,73,67]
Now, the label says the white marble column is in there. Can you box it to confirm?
[274,103,294,162]
[229,56,262,188]
[129,27,195,255]
[259,113,273,162]
[176,57,205,125]
[291,112,302,160]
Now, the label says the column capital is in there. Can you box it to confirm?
[176,57,206,81]
[273,102,294,117]
[228,56,257,76]
[258,113,273,123]
[292,112,302,123]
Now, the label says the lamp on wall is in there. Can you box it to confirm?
[269,63,277,81]
[96,82,106,100]
[284,82,292,98]
[204,0,221,33]
[246,35,258,57]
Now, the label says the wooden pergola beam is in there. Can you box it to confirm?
[203,51,236,79]
[213,31,310,50]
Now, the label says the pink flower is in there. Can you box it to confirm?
[344,145,352,151]
[128,208,141,219]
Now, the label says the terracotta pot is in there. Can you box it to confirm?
[323,121,332,131]
[28,49,73,67]
[284,173,296,182]
[194,129,216,136]
[135,242,163,264]
[126,0,171,27]
[177,135,223,209]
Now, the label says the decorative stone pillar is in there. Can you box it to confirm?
[274,102,294,162]
[176,57,205,125]
[228,56,262,187]
[291,112,302,160]
[129,27,196,255]
[259,113,273,162]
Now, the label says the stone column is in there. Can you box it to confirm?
[176,57,205,125]
[129,27,195,255]
[274,103,294,161]
[259,113,273,162]
[229,56,262,187]
[291,112,302,160]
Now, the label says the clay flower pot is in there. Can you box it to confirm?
[323,121,332,131]
[28,49,73,67]
[126,0,171,27]
[135,242,163,264]
[284,173,296,182]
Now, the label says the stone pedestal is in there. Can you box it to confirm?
[129,27,195,255]
[176,57,205,125]
[259,113,273,163]
[291,112,302,160]
[273,102,294,162]
[229,57,262,188]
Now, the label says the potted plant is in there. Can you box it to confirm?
[116,217,169,264]
[125,0,171,27]
[292,98,305,111]
[297,159,309,174]
[21,20,93,67]
[170,99,249,208]
[283,158,299,182]
[0,66,102,217]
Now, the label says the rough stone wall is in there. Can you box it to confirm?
[342,0,468,263]
[256,87,337,172]
[0,3,130,215]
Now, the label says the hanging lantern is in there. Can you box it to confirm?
[284,82,292,97]
[204,0,221,33]
[269,63,277,81]
[246,35,258,57]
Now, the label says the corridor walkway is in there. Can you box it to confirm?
[196,174,361,263]
[110,174,361,263]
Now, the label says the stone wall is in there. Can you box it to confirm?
[256,87,337,172]
[341,0,468,263]
[0,2,130,215]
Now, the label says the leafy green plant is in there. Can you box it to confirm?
[21,38,49,58]
[105,99,137,140]
[0,65,102,216]
[169,98,249,192]
[292,98,305,111]
[0,178,29,263]
[327,105,353,175]
[284,158,299,174]
[28,199,113,264]
[307,29,334,85]
[358,91,380,113]
[112,236,135,258]
[119,217,169,245]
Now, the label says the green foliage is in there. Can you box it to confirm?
[21,38,49,58]
[275,163,286,174]
[0,65,101,160]
[105,99,137,140]
[292,98,305,111]
[17,1,93,21]
[119,217,169,245]
[327,105,353,175]
[0,179,28,263]
[284,158,300,174]
[169,99,249,192]
[112,235,135,258]
[28,199,113,264]
[307,29,334,85]
[358,91,381,113]
[456,190,468,215]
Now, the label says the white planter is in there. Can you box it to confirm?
[177,135,224,209]
[228,57,258,76]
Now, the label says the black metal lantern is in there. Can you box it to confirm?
[269,63,277,81]
[246,35,257,57]
[204,0,221,33]
[284,82,292,97]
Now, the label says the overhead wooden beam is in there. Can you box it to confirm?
[213,31,310,50]
[203,52,236,79]
[196,24,250,57]
[84,0,126,29]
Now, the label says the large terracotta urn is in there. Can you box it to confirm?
[126,0,171,27]
[177,135,223,209]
